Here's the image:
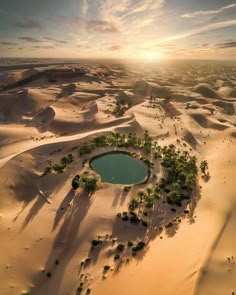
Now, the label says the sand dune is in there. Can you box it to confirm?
[134,80,172,97]
[218,86,236,99]
[0,62,235,295]
[193,84,222,99]
[56,83,76,98]
[0,90,28,122]
[33,107,56,130]
[190,113,230,130]
[212,100,235,115]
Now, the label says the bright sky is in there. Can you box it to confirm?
[0,0,236,59]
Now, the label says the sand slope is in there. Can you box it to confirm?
[0,61,235,295]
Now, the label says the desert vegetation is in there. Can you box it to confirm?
[72,172,97,193]
[112,99,132,117]
[41,130,202,269]
[42,153,74,175]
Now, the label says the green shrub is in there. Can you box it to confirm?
[165,222,173,228]
[122,215,129,221]
[124,186,131,192]
[91,239,100,246]
[116,244,125,252]
[72,175,80,190]
[104,265,110,271]
[141,220,148,227]
[129,198,139,211]
[42,166,51,176]
[130,215,140,224]
[127,241,133,247]
[132,241,145,253]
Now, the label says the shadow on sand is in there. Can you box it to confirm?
[32,189,93,294]
[108,185,201,275]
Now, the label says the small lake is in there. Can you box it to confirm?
[90,152,148,185]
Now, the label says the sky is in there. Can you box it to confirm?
[0,0,236,60]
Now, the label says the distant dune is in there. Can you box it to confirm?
[134,80,172,97]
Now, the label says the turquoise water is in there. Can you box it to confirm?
[90,152,148,184]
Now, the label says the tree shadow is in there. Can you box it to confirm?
[11,170,39,203]
[11,171,49,226]
[119,189,130,206]
[109,184,202,276]
[112,186,123,208]
[202,173,211,182]
[112,259,123,276]
[32,190,94,294]
[52,188,76,231]
[21,195,46,229]
[89,244,104,266]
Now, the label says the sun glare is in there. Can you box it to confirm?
[139,51,163,62]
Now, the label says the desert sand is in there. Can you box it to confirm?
[0,60,235,295]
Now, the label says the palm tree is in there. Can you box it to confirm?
[137,190,145,203]
[186,173,196,186]
[60,156,68,168]
[72,174,80,190]
[67,154,74,163]
[83,175,97,192]
[129,198,139,211]
[146,187,153,197]
[200,160,208,176]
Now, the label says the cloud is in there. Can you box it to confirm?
[181,3,236,18]
[0,41,18,46]
[162,20,236,42]
[71,18,82,28]
[18,37,41,43]
[109,45,122,50]
[132,0,165,13]
[44,37,68,44]
[82,0,89,15]
[216,41,236,48]
[100,0,165,20]
[87,20,119,33]
[33,45,55,49]
[15,18,43,31]
[99,0,166,34]
[71,18,119,34]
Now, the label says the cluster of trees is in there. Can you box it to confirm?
[72,172,97,193]
[128,145,198,211]
[42,131,205,218]
[159,144,198,206]
[90,131,156,154]
[78,142,95,156]
[112,100,132,117]
[42,153,74,176]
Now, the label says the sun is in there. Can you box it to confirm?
[139,51,163,62]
